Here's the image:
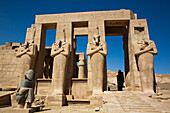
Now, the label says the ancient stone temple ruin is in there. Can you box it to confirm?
[0,9,161,111]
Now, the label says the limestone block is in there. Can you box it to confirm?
[12,43,21,47]
[1,108,34,113]
[72,78,88,99]
[66,95,73,100]
[47,95,66,106]
[90,95,103,107]
[5,42,12,47]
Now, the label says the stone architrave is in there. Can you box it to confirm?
[87,35,107,95]
[50,40,70,95]
[134,39,158,93]
[16,41,37,79]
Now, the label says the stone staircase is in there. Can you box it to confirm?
[102,91,161,113]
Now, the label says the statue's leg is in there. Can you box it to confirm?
[52,55,67,95]
[25,102,31,108]
[91,53,104,95]
[139,53,154,93]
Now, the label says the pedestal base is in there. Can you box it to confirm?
[2,108,34,113]
[47,95,66,106]
[123,87,142,91]
[66,95,73,100]
[90,95,103,107]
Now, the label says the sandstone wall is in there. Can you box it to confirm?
[107,70,170,93]
[0,43,21,89]
[155,74,170,83]
[107,70,118,91]
[155,74,170,94]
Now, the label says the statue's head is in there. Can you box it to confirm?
[27,40,34,46]
[56,40,62,47]
[137,39,146,50]
[93,35,100,46]
[25,69,35,81]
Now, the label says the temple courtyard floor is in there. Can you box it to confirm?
[0,91,170,113]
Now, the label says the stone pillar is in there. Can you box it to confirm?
[78,61,84,78]
[88,20,106,95]
[125,19,155,92]
[77,53,86,79]
[87,20,107,107]
[33,23,47,78]
[16,26,38,80]
[25,24,36,44]
[48,22,72,106]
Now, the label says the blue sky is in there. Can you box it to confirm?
[0,0,170,74]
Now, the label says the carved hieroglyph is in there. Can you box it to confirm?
[51,40,70,95]
[16,41,37,79]
[87,35,107,95]
[134,39,158,92]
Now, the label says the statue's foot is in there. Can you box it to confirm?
[17,103,25,108]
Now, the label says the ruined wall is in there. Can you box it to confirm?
[155,74,170,94]
[0,43,21,89]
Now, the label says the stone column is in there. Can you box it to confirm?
[48,22,72,106]
[16,41,37,80]
[78,61,84,79]
[33,23,47,78]
[134,39,157,93]
[87,20,107,107]
[126,19,154,92]
[88,20,106,95]
[77,53,86,79]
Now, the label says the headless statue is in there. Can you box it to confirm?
[51,40,70,95]
[16,69,35,108]
[16,41,37,79]
[135,39,158,93]
[87,35,107,95]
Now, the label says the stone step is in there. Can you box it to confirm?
[0,91,15,106]
[67,99,90,106]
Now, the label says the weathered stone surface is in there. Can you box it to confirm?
[0,91,15,106]
[16,41,37,80]
[76,53,87,79]
[0,10,162,110]
[47,95,66,106]
[50,40,70,95]
[0,43,20,88]
[90,95,103,107]
[134,39,158,93]
[71,78,88,99]
[0,108,34,113]
[16,69,35,109]
[107,71,118,91]
[87,34,108,95]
